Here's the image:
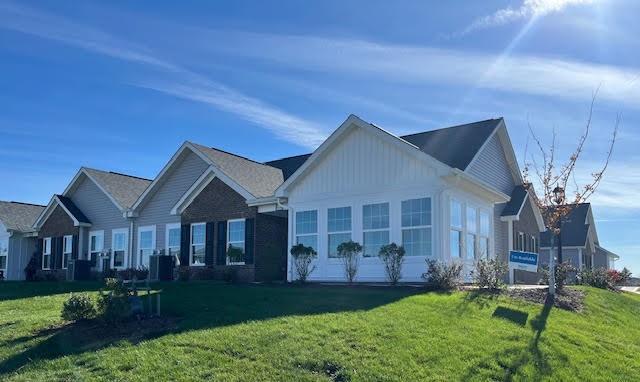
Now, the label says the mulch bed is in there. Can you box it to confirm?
[507,288,584,312]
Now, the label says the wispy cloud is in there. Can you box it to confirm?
[0,2,326,149]
[461,0,595,35]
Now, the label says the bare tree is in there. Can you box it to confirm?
[523,90,619,295]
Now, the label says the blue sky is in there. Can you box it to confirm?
[1,0,638,272]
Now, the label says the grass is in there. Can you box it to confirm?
[0,282,639,381]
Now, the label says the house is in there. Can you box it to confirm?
[250,114,545,282]
[32,168,151,276]
[540,203,619,270]
[0,201,45,280]
[128,142,301,282]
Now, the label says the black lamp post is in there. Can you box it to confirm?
[553,186,565,264]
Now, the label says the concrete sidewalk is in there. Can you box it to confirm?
[620,286,640,294]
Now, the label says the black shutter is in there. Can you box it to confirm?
[205,222,215,266]
[72,234,79,260]
[36,238,43,268]
[180,224,190,266]
[54,236,64,269]
[244,218,255,265]
[216,221,227,266]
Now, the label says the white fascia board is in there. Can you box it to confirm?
[62,167,125,212]
[445,169,511,203]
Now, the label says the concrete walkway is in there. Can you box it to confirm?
[620,286,640,294]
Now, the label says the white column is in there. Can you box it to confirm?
[578,248,583,270]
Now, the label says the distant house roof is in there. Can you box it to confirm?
[264,154,312,181]
[55,195,91,225]
[501,185,528,217]
[81,168,152,210]
[190,143,285,198]
[0,201,45,233]
[540,203,592,248]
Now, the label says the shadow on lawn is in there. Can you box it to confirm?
[0,282,422,375]
[461,294,556,382]
[0,282,101,302]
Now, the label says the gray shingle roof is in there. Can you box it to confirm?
[400,119,502,170]
[83,168,152,210]
[56,195,91,224]
[540,203,591,247]
[501,185,528,217]
[264,154,312,181]
[0,201,45,233]
[190,143,285,198]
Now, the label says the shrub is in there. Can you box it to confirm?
[422,259,462,290]
[177,266,191,282]
[97,278,131,324]
[577,268,613,289]
[290,244,317,283]
[540,261,576,290]
[61,293,96,322]
[24,253,39,281]
[472,258,508,290]
[223,267,238,283]
[378,243,405,285]
[607,268,632,286]
[117,267,149,281]
[102,268,117,280]
[337,241,362,284]
[191,267,216,280]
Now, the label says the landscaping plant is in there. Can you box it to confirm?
[471,258,508,290]
[422,259,462,290]
[337,240,362,284]
[97,278,131,324]
[290,243,317,283]
[540,261,576,291]
[577,268,613,290]
[378,243,405,285]
[61,293,96,322]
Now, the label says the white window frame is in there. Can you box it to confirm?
[479,211,491,259]
[89,230,104,268]
[165,223,181,263]
[401,197,432,257]
[190,222,206,267]
[42,237,52,270]
[362,202,390,258]
[62,235,73,270]
[0,236,9,272]
[295,210,318,252]
[517,232,525,252]
[327,206,352,259]
[449,199,463,259]
[111,228,129,270]
[137,225,156,268]
[227,219,246,265]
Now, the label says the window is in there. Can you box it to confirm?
[363,203,389,257]
[0,237,8,272]
[112,230,128,269]
[42,237,52,270]
[328,207,351,258]
[190,223,206,266]
[138,226,155,267]
[450,200,462,258]
[466,207,477,260]
[517,232,525,252]
[89,231,104,267]
[227,219,245,265]
[479,212,490,259]
[165,223,181,264]
[296,210,318,252]
[62,235,73,269]
[532,236,537,253]
[401,198,432,257]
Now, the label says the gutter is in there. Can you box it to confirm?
[446,168,511,203]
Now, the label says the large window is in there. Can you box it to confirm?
[296,210,318,252]
[0,237,8,272]
[363,202,389,257]
[479,212,490,259]
[62,235,73,269]
[328,207,351,258]
[165,223,181,264]
[401,198,432,257]
[227,219,245,265]
[466,207,477,260]
[190,223,206,266]
[42,237,51,270]
[112,230,128,269]
[138,226,155,267]
[450,200,462,258]
[89,231,104,267]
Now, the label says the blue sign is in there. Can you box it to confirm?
[509,251,539,272]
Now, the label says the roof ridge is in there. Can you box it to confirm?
[81,166,152,182]
[400,118,502,138]
[264,153,312,163]
[192,142,280,170]
[1,200,46,207]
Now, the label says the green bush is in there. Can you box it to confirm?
[472,258,508,290]
[422,259,462,290]
[540,261,576,290]
[578,268,615,290]
[177,266,191,282]
[223,267,238,283]
[290,244,317,283]
[97,278,131,324]
[379,243,405,285]
[61,293,96,322]
[337,241,363,284]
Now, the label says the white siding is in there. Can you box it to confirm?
[466,133,515,195]
[133,149,209,266]
[6,234,36,280]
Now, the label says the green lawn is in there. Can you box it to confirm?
[0,282,639,381]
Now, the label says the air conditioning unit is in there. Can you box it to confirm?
[66,260,92,281]
[149,255,174,281]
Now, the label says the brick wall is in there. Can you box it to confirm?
[38,206,79,238]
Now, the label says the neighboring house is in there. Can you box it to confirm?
[250,114,545,282]
[32,168,151,275]
[129,142,301,282]
[0,201,45,280]
[540,203,619,270]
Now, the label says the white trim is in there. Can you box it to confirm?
[137,225,156,268]
[62,235,73,270]
[165,223,181,261]
[226,218,246,265]
[189,222,206,267]
[111,228,129,270]
[327,206,352,259]
[89,230,105,266]
[444,169,510,203]
[0,234,9,273]
[42,237,52,270]
[33,195,91,229]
